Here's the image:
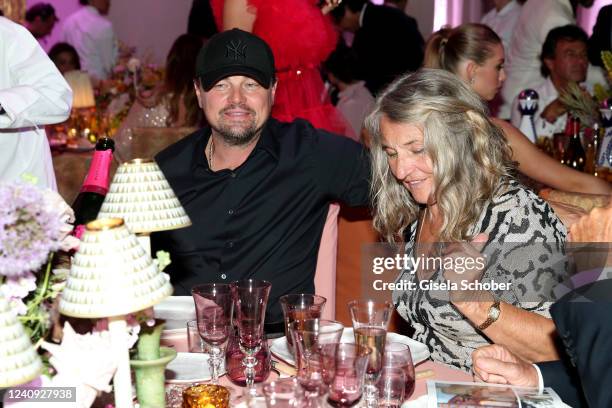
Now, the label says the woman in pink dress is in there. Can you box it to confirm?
[211,0,356,318]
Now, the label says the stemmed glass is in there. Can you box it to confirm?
[290,319,344,407]
[191,283,233,384]
[230,279,272,389]
[348,300,393,407]
[279,294,327,353]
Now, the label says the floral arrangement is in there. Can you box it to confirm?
[0,182,78,349]
[95,42,165,137]
[593,50,612,103]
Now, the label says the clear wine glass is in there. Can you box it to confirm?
[230,279,272,389]
[191,283,233,384]
[348,299,393,407]
[290,319,344,407]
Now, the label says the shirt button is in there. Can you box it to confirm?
[221,274,227,280]
[227,241,234,248]
[230,172,237,178]
[228,209,234,215]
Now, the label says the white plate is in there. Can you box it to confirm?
[165,352,225,384]
[270,328,430,366]
[154,296,196,333]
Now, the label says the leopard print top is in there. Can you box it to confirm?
[393,180,567,372]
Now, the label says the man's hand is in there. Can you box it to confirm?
[568,204,612,243]
[472,344,539,387]
[540,99,566,124]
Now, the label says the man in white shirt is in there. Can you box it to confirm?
[498,0,594,119]
[480,0,523,53]
[60,0,118,82]
[0,17,72,190]
[510,25,589,139]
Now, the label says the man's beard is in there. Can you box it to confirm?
[213,105,262,146]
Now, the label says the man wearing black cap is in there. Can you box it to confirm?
[25,3,58,45]
[152,29,371,332]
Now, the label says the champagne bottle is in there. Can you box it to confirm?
[71,137,115,230]
[564,116,586,171]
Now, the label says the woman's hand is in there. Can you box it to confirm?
[442,233,489,302]
[321,0,342,15]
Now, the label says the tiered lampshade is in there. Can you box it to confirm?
[96,159,191,234]
[59,218,173,318]
[64,70,95,109]
[0,294,43,388]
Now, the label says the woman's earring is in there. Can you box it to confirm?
[469,76,475,85]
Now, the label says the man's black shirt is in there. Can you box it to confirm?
[152,118,371,324]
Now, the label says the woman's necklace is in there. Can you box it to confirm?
[416,205,428,245]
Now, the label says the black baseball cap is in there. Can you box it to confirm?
[196,28,275,91]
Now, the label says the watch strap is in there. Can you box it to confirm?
[476,300,501,331]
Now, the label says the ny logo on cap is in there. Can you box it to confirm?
[226,40,247,62]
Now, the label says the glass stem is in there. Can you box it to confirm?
[209,345,221,384]
[243,350,258,388]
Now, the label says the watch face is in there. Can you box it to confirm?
[489,306,501,320]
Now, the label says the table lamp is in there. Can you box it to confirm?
[0,294,43,389]
[64,70,96,143]
[65,70,95,109]
[97,158,191,254]
[59,218,173,408]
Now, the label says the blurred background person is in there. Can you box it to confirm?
[324,45,374,139]
[60,0,117,82]
[24,2,58,49]
[425,23,610,196]
[330,0,424,95]
[366,69,566,371]
[48,42,81,75]
[187,0,218,40]
[498,0,595,119]
[113,34,205,162]
[480,0,524,53]
[587,3,612,68]
[510,25,590,138]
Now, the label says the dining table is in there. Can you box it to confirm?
[161,330,473,407]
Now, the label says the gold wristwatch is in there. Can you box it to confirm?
[476,300,501,331]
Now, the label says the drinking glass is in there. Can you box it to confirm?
[230,279,272,388]
[192,284,233,384]
[290,319,344,406]
[320,343,371,407]
[187,319,205,353]
[279,294,326,353]
[376,367,405,408]
[348,300,393,407]
[263,378,305,407]
[384,342,415,400]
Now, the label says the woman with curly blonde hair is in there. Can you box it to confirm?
[366,69,567,371]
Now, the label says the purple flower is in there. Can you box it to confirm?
[0,183,65,277]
